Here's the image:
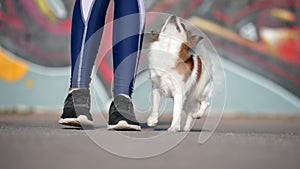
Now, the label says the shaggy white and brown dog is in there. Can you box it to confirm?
[147,16,212,131]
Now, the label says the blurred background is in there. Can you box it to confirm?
[0,0,299,115]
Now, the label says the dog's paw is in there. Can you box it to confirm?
[168,127,180,132]
[147,121,158,127]
[191,113,202,119]
[147,113,159,127]
[183,126,191,132]
[147,119,158,127]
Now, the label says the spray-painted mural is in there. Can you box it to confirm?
[0,0,299,113]
[148,0,300,97]
[0,0,72,67]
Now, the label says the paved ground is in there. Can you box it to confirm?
[0,113,300,169]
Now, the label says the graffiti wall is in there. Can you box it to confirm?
[148,0,300,97]
[0,0,299,114]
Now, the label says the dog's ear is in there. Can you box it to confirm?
[151,30,160,41]
[187,31,203,48]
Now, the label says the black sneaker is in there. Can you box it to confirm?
[107,95,141,131]
[58,89,94,129]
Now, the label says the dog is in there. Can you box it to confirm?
[147,16,213,132]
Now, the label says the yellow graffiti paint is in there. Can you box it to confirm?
[0,49,29,82]
[271,8,296,22]
[26,79,34,89]
[35,0,57,22]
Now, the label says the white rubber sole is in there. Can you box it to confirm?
[107,120,141,131]
[58,115,94,129]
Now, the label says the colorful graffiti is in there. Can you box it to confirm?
[0,0,73,67]
[191,0,300,97]
[0,0,299,104]
[147,0,300,97]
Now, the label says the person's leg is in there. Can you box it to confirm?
[112,0,145,97]
[71,0,110,88]
[107,0,145,131]
[59,0,110,128]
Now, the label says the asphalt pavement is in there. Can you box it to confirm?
[0,113,299,169]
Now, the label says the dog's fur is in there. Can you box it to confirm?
[147,16,213,131]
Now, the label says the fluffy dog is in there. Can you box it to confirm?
[147,16,212,131]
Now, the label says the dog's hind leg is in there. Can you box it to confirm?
[183,113,193,131]
[147,89,162,127]
[192,81,212,119]
[183,100,199,131]
[192,100,209,119]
